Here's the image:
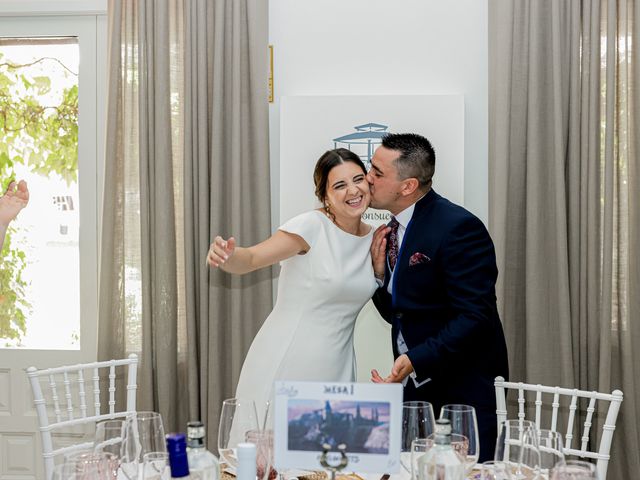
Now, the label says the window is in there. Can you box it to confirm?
[0,15,102,351]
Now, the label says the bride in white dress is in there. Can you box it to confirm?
[206,149,378,411]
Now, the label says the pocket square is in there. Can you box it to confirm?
[409,252,430,266]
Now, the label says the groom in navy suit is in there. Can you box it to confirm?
[367,133,508,461]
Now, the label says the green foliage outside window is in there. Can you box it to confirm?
[0,52,78,344]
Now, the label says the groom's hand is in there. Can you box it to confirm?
[371,224,390,279]
[371,354,414,383]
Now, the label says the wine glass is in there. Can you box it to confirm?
[135,411,167,456]
[401,401,436,474]
[480,460,512,479]
[218,398,260,469]
[550,460,598,479]
[94,419,128,458]
[494,420,537,478]
[142,452,170,480]
[439,404,479,474]
[517,427,541,478]
[120,411,166,479]
[533,429,564,476]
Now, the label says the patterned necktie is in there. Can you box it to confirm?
[388,216,400,271]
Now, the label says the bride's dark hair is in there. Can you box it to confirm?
[313,149,367,211]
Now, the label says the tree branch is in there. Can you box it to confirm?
[0,57,77,76]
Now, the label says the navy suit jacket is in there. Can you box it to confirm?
[373,189,508,413]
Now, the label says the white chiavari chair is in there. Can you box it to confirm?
[26,354,138,480]
[494,376,623,479]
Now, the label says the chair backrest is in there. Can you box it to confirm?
[26,354,138,480]
[494,376,623,480]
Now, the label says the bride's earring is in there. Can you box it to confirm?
[324,202,336,223]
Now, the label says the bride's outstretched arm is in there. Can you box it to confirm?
[0,180,29,251]
[206,230,309,274]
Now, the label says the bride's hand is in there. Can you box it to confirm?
[207,236,236,268]
[371,224,389,280]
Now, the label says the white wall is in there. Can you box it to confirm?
[269,0,489,224]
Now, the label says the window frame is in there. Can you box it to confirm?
[0,7,106,356]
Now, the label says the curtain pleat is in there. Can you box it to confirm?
[101,0,272,446]
[489,1,640,477]
[183,0,273,447]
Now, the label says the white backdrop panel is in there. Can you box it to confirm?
[279,95,464,381]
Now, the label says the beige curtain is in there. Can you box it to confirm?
[99,0,188,432]
[489,1,640,478]
[99,0,272,443]
[182,0,273,447]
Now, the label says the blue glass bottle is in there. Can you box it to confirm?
[167,433,191,478]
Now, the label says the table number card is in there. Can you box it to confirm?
[273,381,402,473]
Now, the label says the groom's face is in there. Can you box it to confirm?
[366,146,404,213]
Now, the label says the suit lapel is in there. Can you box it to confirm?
[391,189,439,306]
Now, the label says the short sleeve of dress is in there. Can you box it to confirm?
[278,211,323,249]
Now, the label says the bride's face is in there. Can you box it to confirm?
[324,162,370,221]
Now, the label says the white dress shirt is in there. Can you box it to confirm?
[381,197,431,388]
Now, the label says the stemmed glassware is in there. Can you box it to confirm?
[94,419,127,457]
[480,460,512,479]
[550,460,598,480]
[142,452,170,480]
[494,419,537,479]
[516,428,541,478]
[400,401,436,475]
[218,398,260,469]
[439,404,479,474]
[119,411,167,479]
[531,429,564,476]
[135,411,167,456]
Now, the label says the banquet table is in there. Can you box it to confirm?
[219,466,485,480]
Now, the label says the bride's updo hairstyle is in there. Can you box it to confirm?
[313,148,367,207]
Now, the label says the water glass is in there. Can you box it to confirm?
[247,429,277,480]
[120,411,166,479]
[94,419,127,457]
[135,411,167,456]
[480,460,511,479]
[535,429,565,474]
[218,398,260,468]
[401,401,436,474]
[60,451,119,479]
[439,404,479,473]
[425,432,469,461]
[142,452,170,480]
[410,438,430,480]
[494,419,537,476]
[550,460,598,479]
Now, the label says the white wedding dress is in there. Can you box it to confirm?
[235,210,378,410]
